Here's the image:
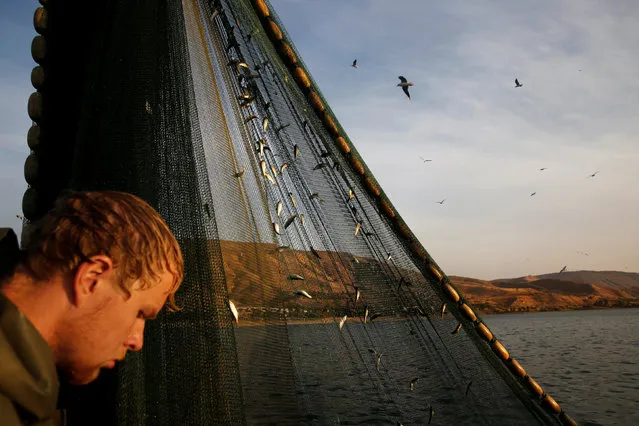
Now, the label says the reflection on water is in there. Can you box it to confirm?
[485,308,639,426]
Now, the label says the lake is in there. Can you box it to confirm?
[235,308,639,425]
[484,308,639,426]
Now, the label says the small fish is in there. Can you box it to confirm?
[313,163,328,170]
[240,97,254,107]
[237,62,249,72]
[452,323,462,335]
[428,406,434,424]
[284,214,298,229]
[352,256,360,264]
[364,306,369,324]
[260,160,267,176]
[288,274,304,281]
[339,315,347,329]
[289,192,297,208]
[145,100,152,115]
[234,164,246,178]
[275,123,290,133]
[256,139,267,156]
[273,222,280,235]
[264,172,275,185]
[354,223,361,237]
[229,300,239,324]
[294,144,300,158]
[271,164,278,177]
[355,287,361,304]
[294,289,312,299]
[441,302,447,319]
[376,353,383,372]
[300,214,305,225]
[276,200,283,217]
[309,193,320,200]
[465,380,472,396]
[244,114,258,123]
[348,189,355,200]
[310,246,321,258]
[386,253,392,262]
[410,377,419,392]
[262,117,269,132]
[280,162,288,174]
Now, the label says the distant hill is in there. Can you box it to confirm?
[450,271,639,314]
[212,240,638,317]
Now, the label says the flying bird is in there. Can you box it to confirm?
[539,167,548,171]
[397,76,414,100]
[515,78,523,88]
[351,59,358,69]
[559,265,567,273]
[435,199,446,205]
[588,171,599,178]
[419,156,432,163]
[530,192,536,197]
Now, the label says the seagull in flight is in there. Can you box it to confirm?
[559,265,567,273]
[351,59,358,69]
[515,78,523,88]
[530,192,536,197]
[435,199,446,205]
[539,167,548,171]
[588,171,599,178]
[419,156,432,163]
[397,76,414,99]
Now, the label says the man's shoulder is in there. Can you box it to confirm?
[0,294,61,426]
[0,392,23,425]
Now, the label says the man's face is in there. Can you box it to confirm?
[58,268,174,385]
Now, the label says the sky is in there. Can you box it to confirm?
[1,1,638,280]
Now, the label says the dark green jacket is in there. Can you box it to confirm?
[0,292,63,425]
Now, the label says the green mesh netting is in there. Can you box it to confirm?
[33,0,569,424]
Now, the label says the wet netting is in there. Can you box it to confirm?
[22,0,577,425]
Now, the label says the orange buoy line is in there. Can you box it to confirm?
[248,1,577,423]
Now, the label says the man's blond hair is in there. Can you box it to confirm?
[19,190,183,310]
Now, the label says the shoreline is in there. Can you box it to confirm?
[230,305,639,327]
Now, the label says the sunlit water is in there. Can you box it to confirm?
[484,308,639,426]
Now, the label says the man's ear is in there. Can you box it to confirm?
[71,255,115,306]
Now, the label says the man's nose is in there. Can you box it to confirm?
[125,319,145,352]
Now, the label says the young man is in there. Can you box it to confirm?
[0,191,184,425]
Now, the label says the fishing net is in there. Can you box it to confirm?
[23,0,575,424]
